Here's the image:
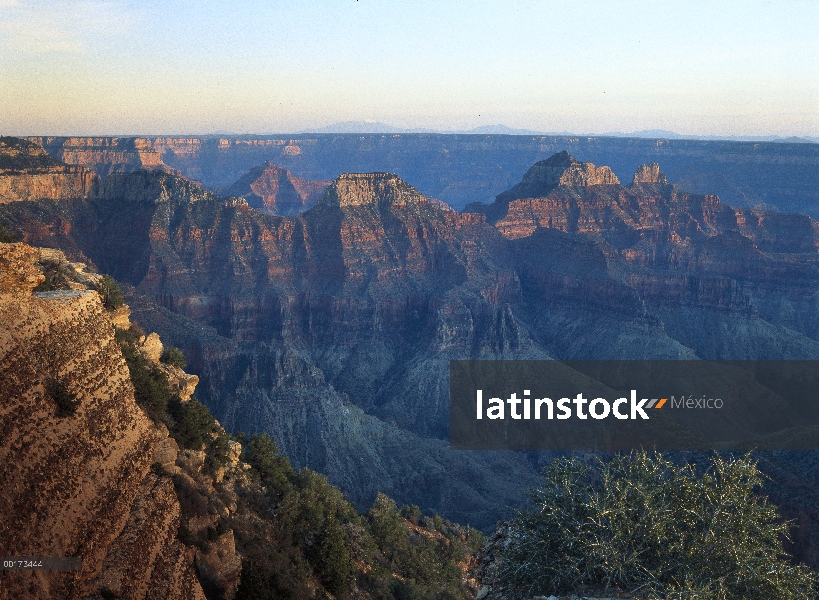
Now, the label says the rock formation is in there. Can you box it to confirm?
[319,172,429,207]
[465,151,620,222]
[632,162,667,184]
[30,136,177,180]
[0,242,205,600]
[27,134,819,216]
[223,161,330,216]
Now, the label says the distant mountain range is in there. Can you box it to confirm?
[602,129,819,144]
[303,121,819,143]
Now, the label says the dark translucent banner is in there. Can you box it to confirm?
[1,557,82,570]
[449,361,819,450]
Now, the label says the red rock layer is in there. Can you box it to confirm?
[0,166,98,203]
[0,139,98,203]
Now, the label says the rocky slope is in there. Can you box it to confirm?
[222,161,330,216]
[0,242,205,600]
[0,137,97,203]
[27,134,819,216]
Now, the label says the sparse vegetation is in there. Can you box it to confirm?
[95,274,124,310]
[120,341,171,421]
[33,257,76,292]
[0,223,19,243]
[161,346,187,368]
[233,433,481,600]
[168,396,217,450]
[496,451,818,599]
[115,330,481,600]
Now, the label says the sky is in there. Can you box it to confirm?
[1,0,817,137]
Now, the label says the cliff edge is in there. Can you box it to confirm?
[0,137,97,203]
[0,242,204,600]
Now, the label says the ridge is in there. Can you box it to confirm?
[464,151,621,222]
[317,172,428,208]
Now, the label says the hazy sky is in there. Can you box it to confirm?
[1,0,817,136]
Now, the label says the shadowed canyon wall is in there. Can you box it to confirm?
[222,161,330,216]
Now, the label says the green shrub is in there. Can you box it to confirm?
[168,397,216,450]
[367,493,465,600]
[316,512,355,596]
[47,377,79,417]
[401,504,422,525]
[121,343,170,421]
[114,323,144,346]
[0,223,18,243]
[161,346,187,368]
[33,259,75,292]
[497,451,818,599]
[95,274,124,310]
[241,433,295,497]
[432,514,443,532]
[465,527,485,554]
[205,430,231,474]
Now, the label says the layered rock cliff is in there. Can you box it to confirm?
[0,242,205,600]
[632,162,667,184]
[30,137,175,180]
[0,137,97,203]
[465,151,620,222]
[28,134,819,216]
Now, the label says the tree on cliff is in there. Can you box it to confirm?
[95,274,124,310]
[161,346,187,368]
[316,512,355,595]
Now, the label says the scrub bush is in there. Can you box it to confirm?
[498,451,817,599]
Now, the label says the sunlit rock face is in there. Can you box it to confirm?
[0,137,98,203]
[29,136,176,180]
[632,162,668,184]
[0,242,204,600]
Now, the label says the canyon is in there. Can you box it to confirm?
[3,135,819,569]
[28,134,819,217]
